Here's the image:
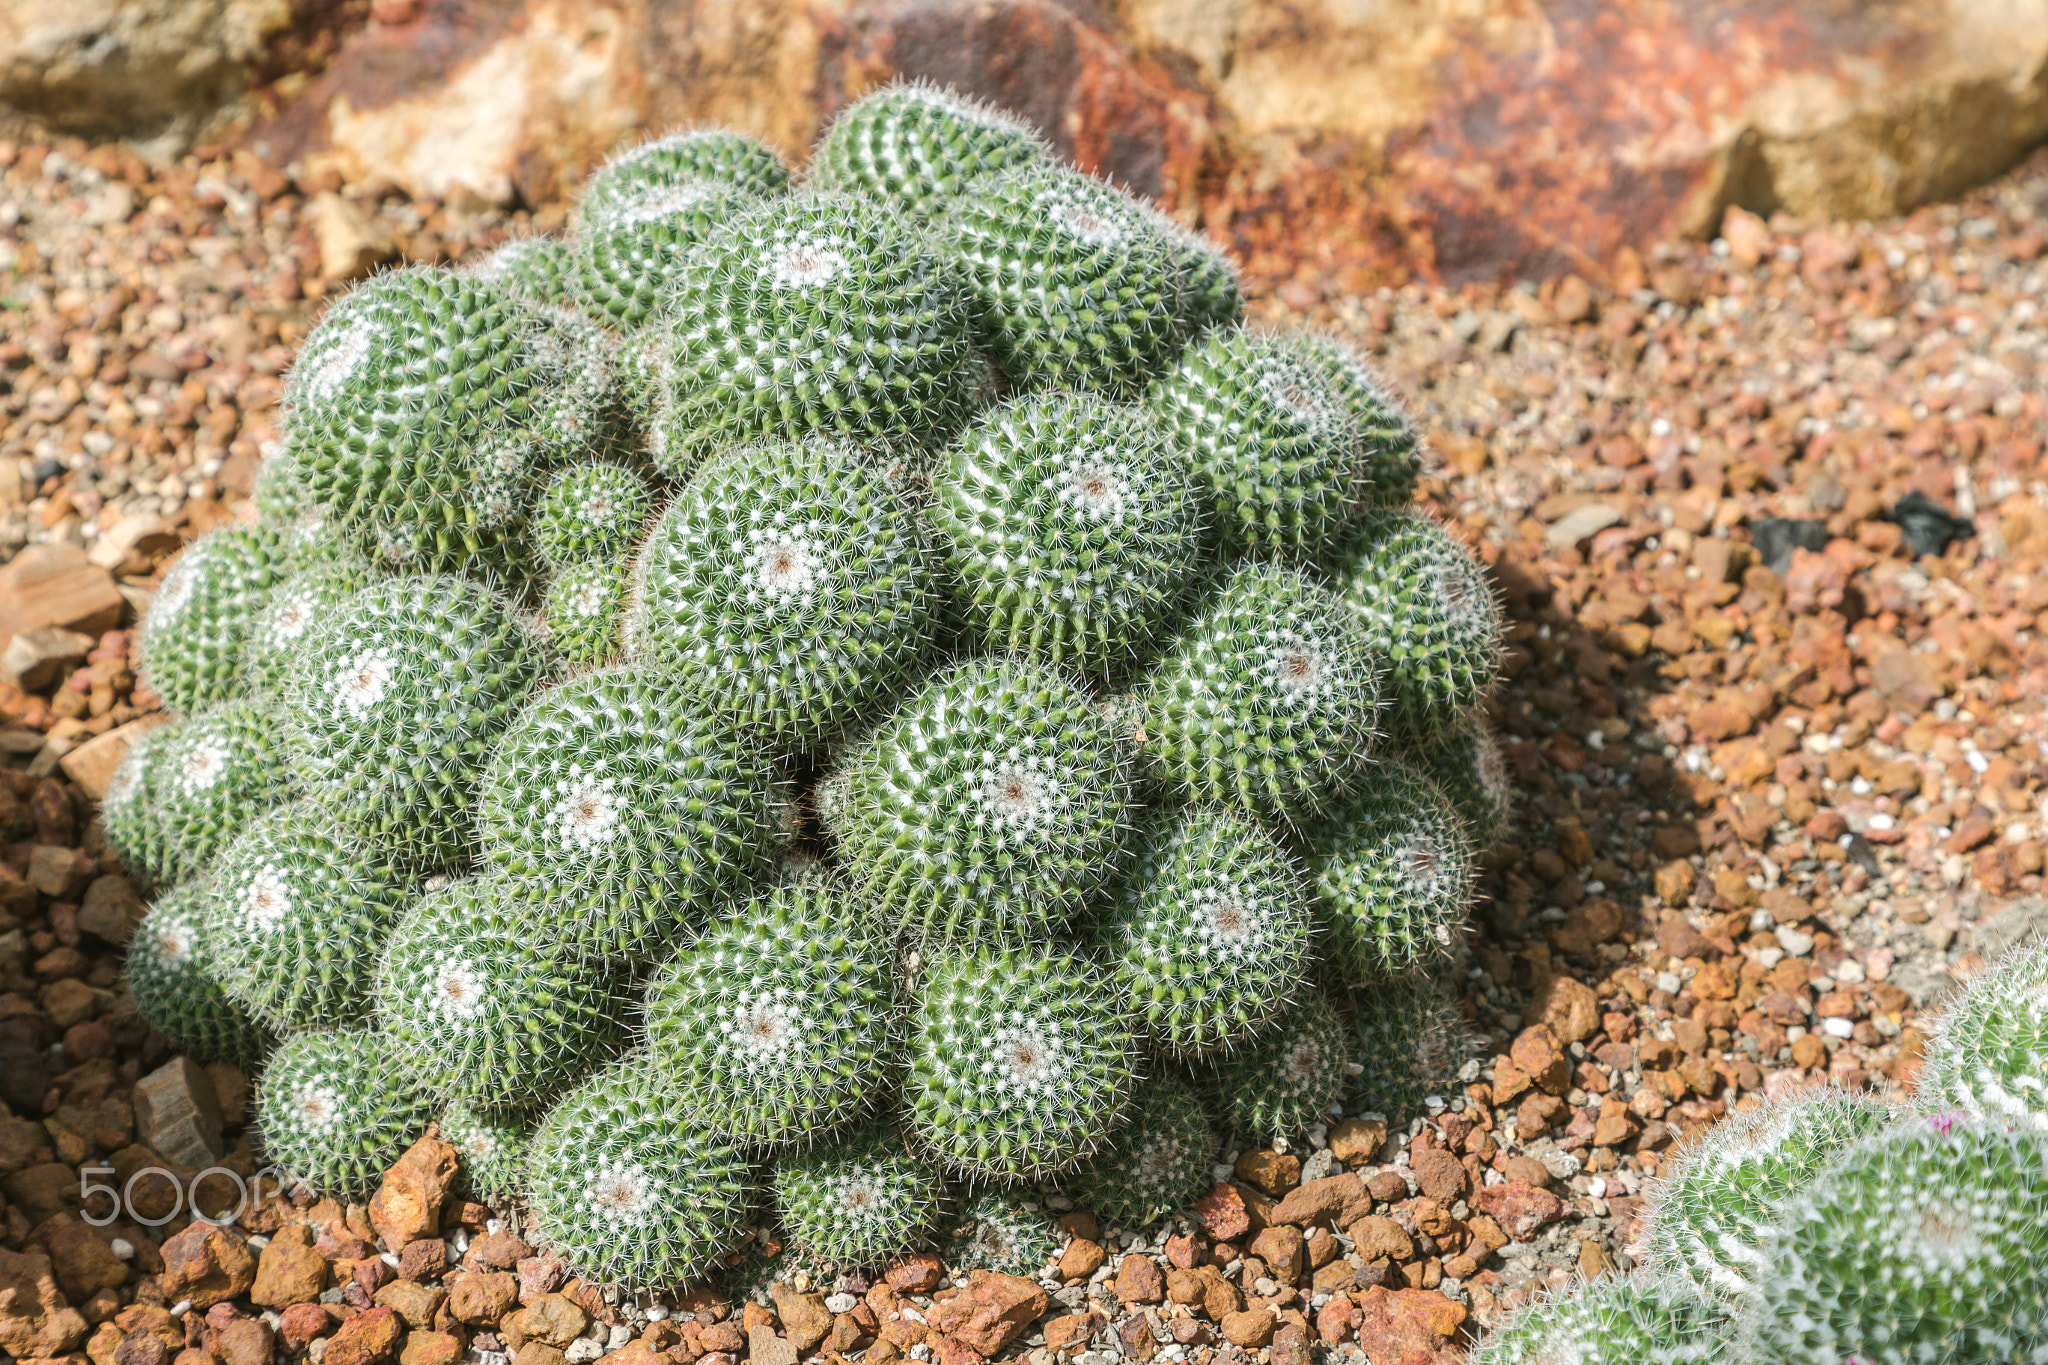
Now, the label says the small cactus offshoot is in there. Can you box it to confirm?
[113,701,295,890]
[533,461,653,572]
[1916,938,2048,1130]
[1346,974,1473,1126]
[773,1124,949,1271]
[1401,708,1514,848]
[577,128,791,224]
[1296,334,1422,508]
[811,82,1047,219]
[439,1102,532,1206]
[540,562,629,670]
[255,1027,434,1198]
[1194,991,1350,1140]
[138,524,286,715]
[1475,1271,1728,1365]
[940,1191,1061,1277]
[1067,1072,1215,1231]
[125,884,275,1068]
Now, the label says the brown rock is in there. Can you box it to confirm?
[1535,974,1602,1045]
[1162,1233,1203,1270]
[1352,1286,1465,1364]
[75,876,145,948]
[1232,1149,1300,1196]
[397,1333,462,1365]
[46,1221,127,1302]
[1220,1311,1275,1349]
[1191,1182,1250,1241]
[133,1058,225,1171]
[1248,1225,1304,1284]
[1326,1118,1387,1165]
[215,1319,273,1365]
[1113,1254,1163,1304]
[309,194,400,283]
[1409,1150,1468,1203]
[372,1282,447,1333]
[322,1307,403,1365]
[368,1138,460,1252]
[0,546,123,654]
[1041,1313,1095,1352]
[766,1285,829,1355]
[512,1345,568,1365]
[883,1255,944,1295]
[0,1249,90,1357]
[250,1225,327,1309]
[512,1255,563,1303]
[1472,1182,1566,1240]
[1502,1155,1551,1189]
[519,1294,587,1349]
[276,1305,337,1354]
[924,1273,1047,1357]
[1056,1237,1105,1281]
[1346,1215,1412,1264]
[462,1232,530,1272]
[447,1272,517,1325]
[59,717,172,803]
[157,1225,255,1310]
[1365,1170,1407,1203]
[746,1325,797,1365]
[399,1240,449,1285]
[0,626,94,691]
[1269,1173,1369,1230]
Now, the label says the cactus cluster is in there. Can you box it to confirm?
[1485,941,2048,1362]
[120,83,1517,1300]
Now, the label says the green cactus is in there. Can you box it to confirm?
[642,873,898,1148]
[1194,991,1349,1139]
[1476,1272,1729,1365]
[1297,334,1423,508]
[1330,509,1500,738]
[628,438,941,746]
[930,391,1205,682]
[719,1232,834,1306]
[439,1101,532,1206]
[1093,806,1316,1057]
[282,574,545,870]
[124,884,276,1068]
[533,461,652,571]
[1133,561,1380,827]
[469,237,577,310]
[828,655,1136,947]
[1157,217,1243,333]
[906,948,1139,1182]
[285,266,618,575]
[1150,329,1362,561]
[1637,1086,1894,1295]
[255,1027,434,1197]
[941,1190,1061,1277]
[101,724,176,889]
[811,81,1047,218]
[574,179,767,328]
[251,438,313,526]
[138,524,286,715]
[1067,1073,1214,1230]
[130,701,296,889]
[204,799,411,1033]
[1346,973,1473,1125]
[1401,708,1514,847]
[773,1124,950,1271]
[541,562,629,671]
[1917,939,2048,1130]
[475,667,791,961]
[937,164,1193,396]
[1305,758,1474,985]
[649,194,982,474]
[527,1052,755,1292]
[244,543,375,693]
[375,876,625,1114]
[1738,1114,2048,1364]
[578,128,791,223]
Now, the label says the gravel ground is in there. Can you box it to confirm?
[2,133,2047,1365]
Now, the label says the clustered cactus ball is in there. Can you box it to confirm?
[116,83,1516,1296]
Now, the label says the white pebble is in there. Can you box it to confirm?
[607,1326,632,1350]
[825,1293,857,1314]
[1822,1017,1855,1039]
[644,1307,669,1323]
[170,1300,194,1318]
[111,1238,135,1261]
[564,1341,602,1363]
[1775,926,1815,957]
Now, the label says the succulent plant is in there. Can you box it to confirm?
[439,1101,531,1206]
[1133,561,1380,827]
[1346,974,1473,1125]
[1475,1271,1728,1365]
[527,1052,755,1292]
[204,799,411,1033]
[1297,334,1422,508]
[938,163,1192,396]
[930,391,1205,682]
[244,544,375,693]
[1637,1086,1895,1295]
[1093,806,1316,1057]
[1305,757,1474,985]
[811,81,1047,218]
[1401,708,1513,847]
[251,438,313,525]
[533,461,653,571]
[255,1027,434,1198]
[828,655,1137,947]
[285,266,617,574]
[468,237,578,310]
[124,883,276,1067]
[138,524,286,715]
[574,179,767,328]
[629,438,941,746]
[1157,218,1244,334]
[475,667,791,960]
[774,1124,950,1271]
[124,701,296,889]
[1067,1072,1214,1230]
[906,948,1139,1181]
[650,194,983,474]
[1194,990,1349,1139]
[1916,938,2048,1130]
[282,574,546,870]
[375,876,626,1114]
[541,562,629,671]
[642,873,898,1148]
[1738,1114,2048,1364]
[1330,509,1500,738]
[940,1190,1061,1277]
[1150,329,1362,561]
[578,128,791,224]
